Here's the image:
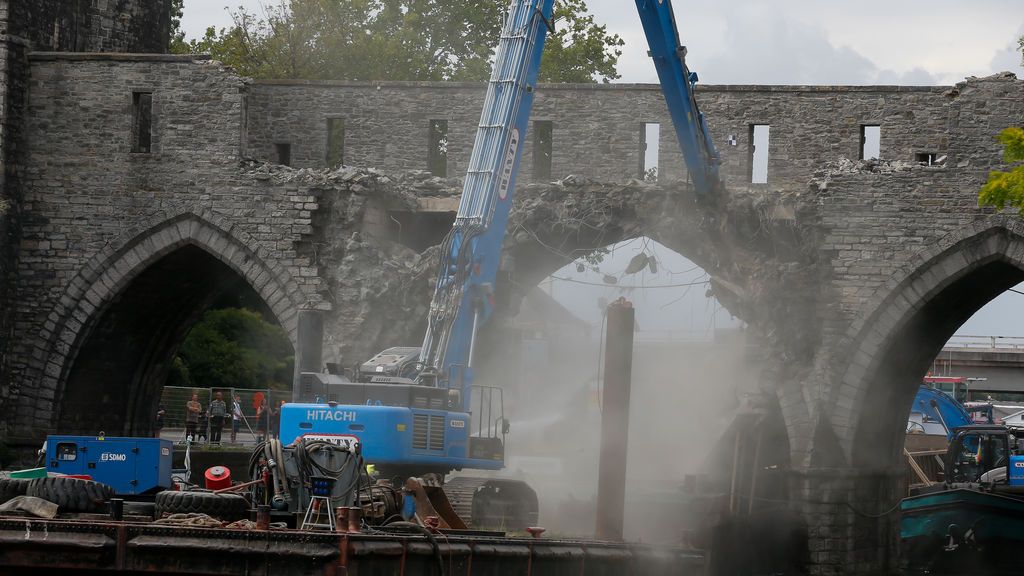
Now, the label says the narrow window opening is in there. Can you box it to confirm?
[275,143,292,166]
[915,152,938,166]
[860,125,880,160]
[131,92,152,154]
[533,120,553,180]
[749,124,770,184]
[639,122,660,181]
[428,120,448,177]
[326,117,345,168]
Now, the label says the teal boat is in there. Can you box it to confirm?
[900,424,1024,575]
[901,488,1024,574]
[905,469,1024,569]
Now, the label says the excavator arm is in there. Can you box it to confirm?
[635,0,721,197]
[418,0,556,406]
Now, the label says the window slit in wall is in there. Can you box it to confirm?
[326,117,345,168]
[533,120,553,180]
[748,124,770,184]
[131,92,152,154]
[275,143,292,166]
[639,122,660,181]
[428,120,448,177]
[915,152,939,166]
[861,125,880,160]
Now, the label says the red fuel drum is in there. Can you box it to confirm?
[204,466,231,490]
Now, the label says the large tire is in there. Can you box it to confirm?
[26,477,114,512]
[0,478,30,504]
[155,490,249,521]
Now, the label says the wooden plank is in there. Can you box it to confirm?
[904,448,933,486]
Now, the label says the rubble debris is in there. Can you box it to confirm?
[0,495,58,518]
[247,161,819,372]
[811,156,936,192]
[241,160,462,197]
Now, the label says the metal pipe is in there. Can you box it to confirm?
[747,428,762,515]
[109,498,123,521]
[335,507,349,534]
[213,477,265,494]
[293,310,325,402]
[467,308,481,368]
[595,298,635,542]
[256,505,270,531]
[347,507,362,533]
[728,428,741,515]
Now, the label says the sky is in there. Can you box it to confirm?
[181,0,1024,85]
[180,1,1024,337]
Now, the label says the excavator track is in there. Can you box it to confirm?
[443,476,486,524]
[443,476,539,531]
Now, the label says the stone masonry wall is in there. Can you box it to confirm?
[3,46,1023,571]
[4,0,168,53]
[776,74,1024,574]
[813,74,1024,450]
[0,2,28,423]
[5,54,322,439]
[247,80,951,188]
[85,0,169,54]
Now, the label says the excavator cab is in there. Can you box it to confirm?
[945,425,1009,485]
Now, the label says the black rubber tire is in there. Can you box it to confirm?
[155,490,249,521]
[26,477,114,512]
[0,478,30,504]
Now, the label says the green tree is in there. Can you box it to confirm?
[978,127,1024,214]
[1019,35,1023,66]
[169,0,188,54]
[178,0,622,82]
[539,0,623,83]
[171,308,294,391]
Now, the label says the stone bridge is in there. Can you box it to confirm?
[0,9,1022,572]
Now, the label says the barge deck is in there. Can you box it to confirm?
[0,515,702,575]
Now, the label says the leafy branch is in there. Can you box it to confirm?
[978,127,1024,215]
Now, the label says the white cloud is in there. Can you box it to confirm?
[589,0,1021,85]
[182,0,1022,85]
[987,25,1024,78]
[181,2,244,38]
[689,9,880,85]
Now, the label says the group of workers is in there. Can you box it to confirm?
[154,391,285,444]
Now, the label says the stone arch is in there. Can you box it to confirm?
[504,181,716,292]
[830,216,1024,471]
[24,210,306,436]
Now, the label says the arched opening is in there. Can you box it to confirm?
[57,244,294,437]
[841,228,1024,474]
[475,235,786,544]
[852,259,1024,470]
[932,282,1024,402]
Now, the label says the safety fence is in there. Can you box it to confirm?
[157,386,292,446]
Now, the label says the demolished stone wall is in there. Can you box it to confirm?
[247,81,951,188]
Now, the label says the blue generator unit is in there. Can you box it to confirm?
[1010,455,1024,486]
[45,435,172,495]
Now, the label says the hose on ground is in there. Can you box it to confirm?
[377,521,445,575]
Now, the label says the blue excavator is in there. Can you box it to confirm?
[907,378,994,442]
[280,0,722,528]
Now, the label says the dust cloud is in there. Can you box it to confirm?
[479,313,760,544]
